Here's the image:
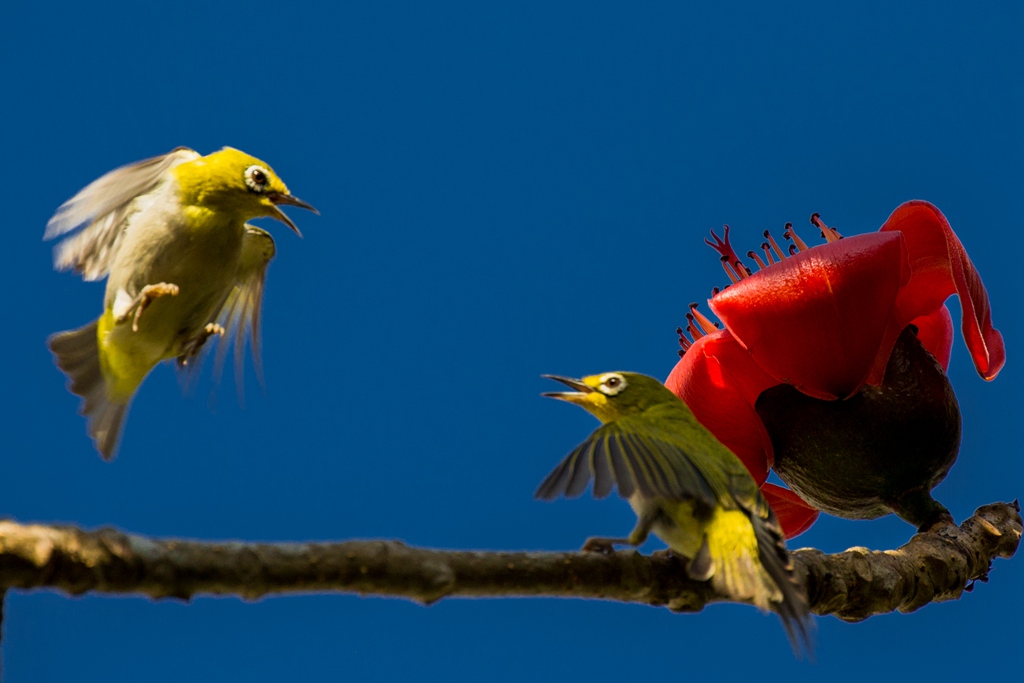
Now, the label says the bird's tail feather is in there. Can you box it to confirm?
[49,320,131,460]
[751,513,815,658]
[706,509,814,658]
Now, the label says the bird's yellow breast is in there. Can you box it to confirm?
[96,189,249,399]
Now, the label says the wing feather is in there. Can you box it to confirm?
[624,433,678,497]
[607,434,636,498]
[564,439,595,498]
[535,449,578,500]
[178,225,276,397]
[45,147,200,280]
[535,440,588,500]
[616,433,661,498]
[536,421,719,504]
[647,435,718,506]
[591,437,614,499]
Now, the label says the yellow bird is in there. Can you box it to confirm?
[45,147,317,460]
[537,372,812,654]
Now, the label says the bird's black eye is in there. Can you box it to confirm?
[598,373,627,396]
[244,165,270,193]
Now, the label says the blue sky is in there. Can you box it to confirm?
[2,1,1021,680]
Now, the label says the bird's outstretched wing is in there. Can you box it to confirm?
[179,225,277,394]
[535,419,718,506]
[45,147,200,280]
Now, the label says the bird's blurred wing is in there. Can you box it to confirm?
[45,147,200,280]
[205,225,277,393]
[535,419,718,505]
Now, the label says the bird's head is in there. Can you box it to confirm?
[542,371,674,423]
[173,147,318,235]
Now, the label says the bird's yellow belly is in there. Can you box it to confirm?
[99,218,244,396]
[629,496,707,559]
[141,255,237,348]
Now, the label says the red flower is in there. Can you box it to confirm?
[666,201,1004,538]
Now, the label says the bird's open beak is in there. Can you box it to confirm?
[541,374,593,401]
[266,192,319,237]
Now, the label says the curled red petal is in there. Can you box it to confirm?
[666,330,776,481]
[760,483,820,538]
[910,305,954,372]
[880,201,1004,380]
[710,232,908,399]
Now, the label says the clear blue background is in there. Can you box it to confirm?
[2,1,1021,680]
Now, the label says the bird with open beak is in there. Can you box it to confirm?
[45,146,318,460]
[537,371,812,655]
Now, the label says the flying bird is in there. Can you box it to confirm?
[46,147,317,460]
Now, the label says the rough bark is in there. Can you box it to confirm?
[0,502,1018,623]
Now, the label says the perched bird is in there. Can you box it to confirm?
[537,371,812,653]
[45,147,317,460]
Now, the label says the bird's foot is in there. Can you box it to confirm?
[179,323,225,366]
[581,537,630,555]
[116,283,180,332]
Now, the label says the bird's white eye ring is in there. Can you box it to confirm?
[244,165,270,193]
[598,373,627,396]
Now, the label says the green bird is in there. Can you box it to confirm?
[45,147,318,460]
[537,371,812,652]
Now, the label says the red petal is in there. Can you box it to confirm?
[666,330,776,482]
[760,483,820,538]
[709,233,908,399]
[880,201,1005,380]
[910,305,954,372]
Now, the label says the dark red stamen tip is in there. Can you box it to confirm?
[810,211,842,242]
[676,326,693,352]
[747,250,767,270]
[783,221,809,251]
[763,229,786,260]
[719,255,740,284]
[689,303,719,334]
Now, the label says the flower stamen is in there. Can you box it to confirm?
[676,326,692,355]
[677,302,723,356]
[763,229,786,261]
[721,256,740,284]
[686,316,702,340]
[689,302,720,334]
[783,222,810,252]
[747,250,767,270]
[761,242,776,265]
[810,212,842,243]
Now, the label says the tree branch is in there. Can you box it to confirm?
[0,502,1018,621]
